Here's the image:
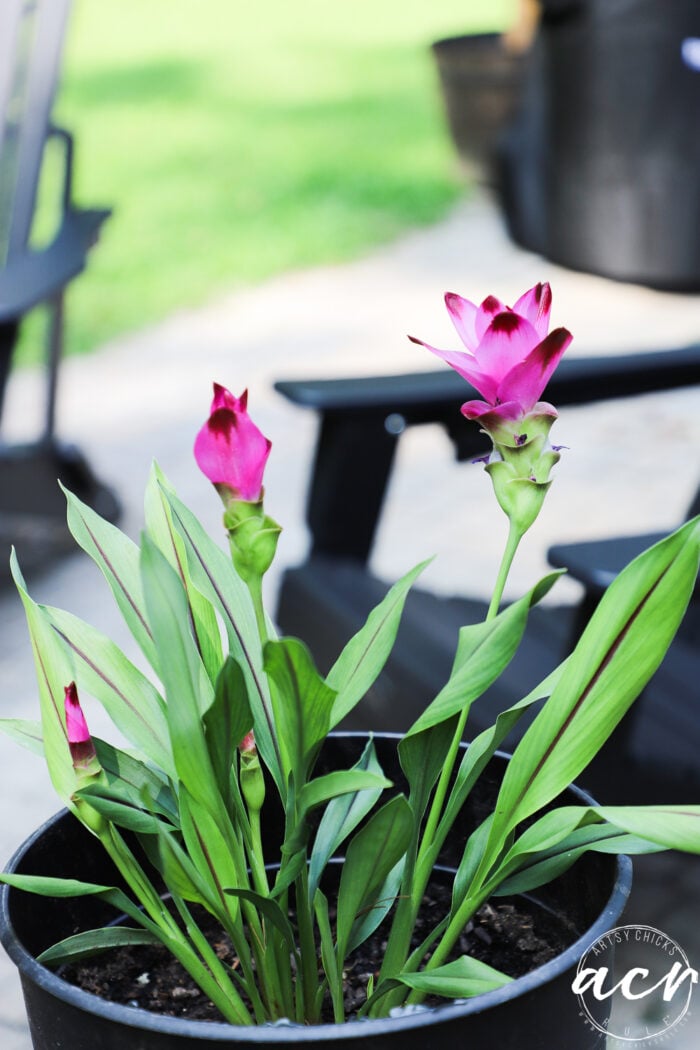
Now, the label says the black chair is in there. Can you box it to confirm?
[0,0,118,580]
[275,347,700,803]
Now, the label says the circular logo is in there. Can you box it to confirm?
[572,924,698,1045]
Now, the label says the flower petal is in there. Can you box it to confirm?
[512,283,552,340]
[473,312,541,386]
[445,292,478,350]
[194,388,272,501]
[475,295,507,341]
[408,336,497,401]
[496,327,573,412]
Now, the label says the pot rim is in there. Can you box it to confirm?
[0,734,633,1042]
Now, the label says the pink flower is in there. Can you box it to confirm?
[64,682,97,769]
[194,385,272,503]
[410,283,572,435]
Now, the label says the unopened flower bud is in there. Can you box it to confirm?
[239,731,265,815]
[64,682,100,774]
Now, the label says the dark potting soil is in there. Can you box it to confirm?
[62,883,578,1024]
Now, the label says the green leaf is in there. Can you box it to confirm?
[347,858,404,954]
[594,805,700,855]
[224,888,296,950]
[263,638,336,785]
[63,486,156,669]
[399,718,458,821]
[46,606,174,777]
[0,718,44,757]
[405,573,561,738]
[76,783,176,836]
[308,737,386,901]
[10,552,75,804]
[93,738,178,822]
[204,657,252,807]
[161,488,282,793]
[179,788,243,913]
[0,873,149,928]
[298,770,391,816]
[140,535,218,811]
[495,825,663,897]
[145,464,224,685]
[327,559,431,726]
[488,522,700,851]
[436,664,565,846]
[336,795,413,959]
[396,955,512,998]
[37,926,161,966]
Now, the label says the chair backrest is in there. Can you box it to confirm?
[0,0,72,267]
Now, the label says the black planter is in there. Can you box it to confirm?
[499,0,700,289]
[431,34,527,186]
[1,734,631,1049]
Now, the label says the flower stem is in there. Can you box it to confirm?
[487,521,524,620]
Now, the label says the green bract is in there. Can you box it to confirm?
[2,457,699,1027]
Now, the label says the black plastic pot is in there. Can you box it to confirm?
[499,0,700,289]
[1,734,631,1049]
[431,34,527,185]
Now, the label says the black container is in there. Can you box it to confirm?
[499,0,700,289]
[1,735,631,1049]
[431,34,527,185]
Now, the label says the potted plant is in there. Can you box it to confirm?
[1,283,698,1049]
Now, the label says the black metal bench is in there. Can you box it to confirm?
[0,0,118,580]
[275,347,700,803]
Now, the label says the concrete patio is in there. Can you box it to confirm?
[0,188,698,1048]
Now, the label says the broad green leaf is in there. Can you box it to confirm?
[405,573,561,738]
[37,926,161,966]
[488,521,700,852]
[347,858,404,954]
[141,828,211,907]
[161,488,282,792]
[594,805,700,855]
[308,738,386,901]
[63,487,156,669]
[0,718,44,757]
[298,770,391,815]
[76,783,176,836]
[264,638,336,785]
[93,738,178,822]
[179,788,244,913]
[494,824,663,897]
[399,717,458,821]
[396,955,512,998]
[46,606,173,776]
[451,814,495,910]
[336,795,413,959]
[145,465,223,684]
[204,657,252,808]
[0,873,151,929]
[10,552,75,804]
[224,888,296,950]
[327,559,431,726]
[140,535,218,812]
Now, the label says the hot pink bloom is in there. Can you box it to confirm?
[410,283,572,432]
[194,385,272,502]
[64,682,97,769]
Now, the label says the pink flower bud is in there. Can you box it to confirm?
[64,682,97,769]
[238,730,257,755]
[410,283,572,438]
[194,384,272,504]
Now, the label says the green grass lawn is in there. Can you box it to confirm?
[21,1,514,362]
